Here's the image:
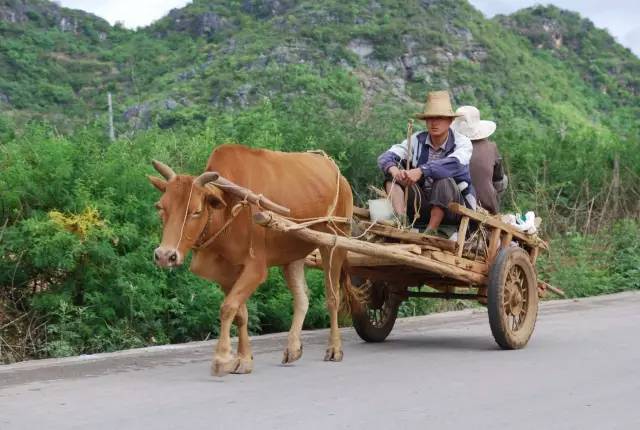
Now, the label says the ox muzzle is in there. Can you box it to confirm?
[154,246,182,268]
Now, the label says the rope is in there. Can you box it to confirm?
[193,199,248,250]
[176,182,196,249]
[326,223,340,306]
[302,150,349,306]
[306,149,341,218]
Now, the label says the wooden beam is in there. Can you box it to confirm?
[358,221,457,253]
[215,177,291,215]
[486,227,502,265]
[427,250,489,275]
[501,232,513,249]
[306,244,424,268]
[448,203,548,249]
[406,291,481,300]
[456,216,470,257]
[538,281,566,297]
[353,206,370,219]
[347,266,436,287]
[255,211,485,285]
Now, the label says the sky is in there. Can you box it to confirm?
[58,0,640,56]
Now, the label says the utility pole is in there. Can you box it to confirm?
[107,92,115,142]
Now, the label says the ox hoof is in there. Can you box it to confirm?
[323,347,343,362]
[232,357,254,375]
[282,344,303,365]
[211,355,238,377]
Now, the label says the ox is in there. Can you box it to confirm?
[148,144,353,376]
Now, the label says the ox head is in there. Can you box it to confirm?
[148,160,227,268]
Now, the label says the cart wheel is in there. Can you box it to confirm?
[351,277,400,343]
[487,247,539,350]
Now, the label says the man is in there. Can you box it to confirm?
[451,106,507,214]
[377,90,476,235]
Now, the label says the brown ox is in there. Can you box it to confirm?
[148,144,353,376]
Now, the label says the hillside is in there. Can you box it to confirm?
[0,0,115,126]
[1,1,638,188]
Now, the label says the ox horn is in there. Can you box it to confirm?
[152,160,176,180]
[194,171,220,187]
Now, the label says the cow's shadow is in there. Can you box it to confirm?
[354,334,498,352]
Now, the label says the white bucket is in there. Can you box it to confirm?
[368,198,395,222]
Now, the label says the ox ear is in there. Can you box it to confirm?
[204,184,227,209]
[148,175,167,192]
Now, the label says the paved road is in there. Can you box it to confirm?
[1,292,639,430]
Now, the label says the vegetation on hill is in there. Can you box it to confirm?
[0,0,638,362]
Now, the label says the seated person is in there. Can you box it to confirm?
[452,106,508,215]
[377,90,476,235]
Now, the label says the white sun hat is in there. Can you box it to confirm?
[451,105,496,140]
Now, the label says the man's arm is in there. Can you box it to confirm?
[377,151,402,174]
[493,153,508,194]
[449,132,473,165]
[377,132,421,173]
[420,157,469,180]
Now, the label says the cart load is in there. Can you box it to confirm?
[255,202,563,350]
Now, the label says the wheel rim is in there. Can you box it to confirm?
[362,280,395,328]
[502,264,530,333]
[366,301,394,328]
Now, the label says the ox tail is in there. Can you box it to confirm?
[338,261,367,316]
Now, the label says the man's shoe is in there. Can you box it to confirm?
[423,228,450,239]
[423,228,439,237]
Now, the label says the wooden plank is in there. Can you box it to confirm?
[456,216,470,257]
[486,227,502,265]
[448,203,548,249]
[307,244,432,268]
[353,206,370,219]
[427,250,489,275]
[407,291,480,300]
[255,211,485,285]
[538,281,566,297]
[347,266,471,289]
[358,221,457,253]
[477,286,487,302]
[529,247,539,265]
[348,266,435,287]
[501,232,513,249]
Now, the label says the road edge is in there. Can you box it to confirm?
[1,290,638,379]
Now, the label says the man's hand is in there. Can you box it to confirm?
[389,166,409,186]
[404,168,423,186]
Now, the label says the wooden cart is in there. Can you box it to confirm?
[255,203,560,350]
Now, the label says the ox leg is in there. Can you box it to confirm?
[232,303,254,374]
[212,262,267,377]
[282,259,309,364]
[319,246,345,362]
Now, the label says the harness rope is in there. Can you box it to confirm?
[175,182,196,250]
[193,199,249,250]
[173,178,254,256]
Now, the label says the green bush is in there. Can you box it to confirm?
[538,220,640,298]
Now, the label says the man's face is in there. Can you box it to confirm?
[426,117,453,138]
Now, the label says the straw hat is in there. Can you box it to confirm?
[451,106,496,140]
[414,90,461,119]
